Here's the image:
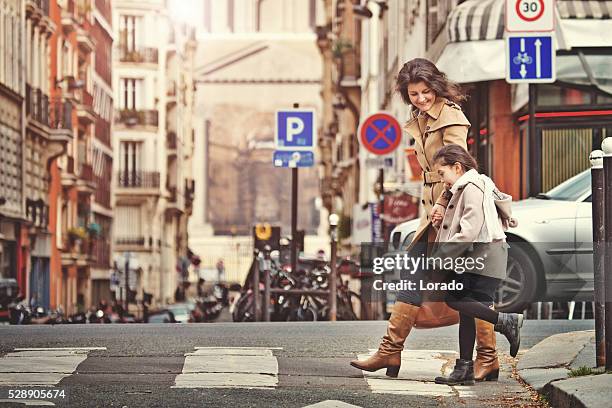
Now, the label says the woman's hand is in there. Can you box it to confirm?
[430,203,445,228]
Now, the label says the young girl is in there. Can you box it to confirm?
[429,144,522,386]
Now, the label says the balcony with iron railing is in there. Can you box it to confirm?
[48,97,73,146]
[115,109,159,128]
[75,88,96,124]
[49,98,73,130]
[25,84,49,127]
[73,162,96,193]
[117,171,161,190]
[116,46,159,64]
[114,236,155,252]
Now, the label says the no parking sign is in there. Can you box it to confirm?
[359,112,402,156]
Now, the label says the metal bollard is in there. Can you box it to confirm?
[329,214,339,321]
[590,149,606,367]
[252,248,260,322]
[602,138,612,370]
[263,245,272,322]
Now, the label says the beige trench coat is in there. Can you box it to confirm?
[403,97,471,241]
[433,179,509,281]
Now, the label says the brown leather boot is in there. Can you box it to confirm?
[349,302,419,378]
[474,318,499,381]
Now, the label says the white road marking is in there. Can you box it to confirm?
[357,349,460,397]
[302,401,362,408]
[173,347,280,389]
[0,347,105,386]
[0,400,55,406]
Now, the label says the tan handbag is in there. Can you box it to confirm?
[405,223,460,329]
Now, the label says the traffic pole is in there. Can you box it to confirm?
[329,214,339,321]
[291,103,300,278]
[252,248,260,322]
[263,245,271,322]
[124,253,130,312]
[602,137,612,370]
[590,149,606,368]
[379,168,387,318]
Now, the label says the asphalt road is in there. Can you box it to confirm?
[0,319,593,408]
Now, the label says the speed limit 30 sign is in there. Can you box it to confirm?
[505,0,555,32]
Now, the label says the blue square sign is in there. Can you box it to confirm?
[275,109,316,151]
[506,35,555,83]
[273,150,315,168]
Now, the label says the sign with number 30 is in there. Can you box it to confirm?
[505,0,555,32]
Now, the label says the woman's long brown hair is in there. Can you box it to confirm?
[396,58,467,106]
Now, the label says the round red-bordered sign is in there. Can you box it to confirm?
[516,0,545,22]
[359,112,402,156]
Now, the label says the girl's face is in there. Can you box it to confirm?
[407,81,436,112]
[435,162,465,189]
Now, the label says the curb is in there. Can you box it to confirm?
[517,330,611,408]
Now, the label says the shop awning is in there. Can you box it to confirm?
[437,0,612,83]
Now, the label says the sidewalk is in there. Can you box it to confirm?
[517,330,611,408]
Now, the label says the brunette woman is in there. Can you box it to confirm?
[350,58,499,380]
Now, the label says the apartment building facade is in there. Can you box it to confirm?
[112,0,195,306]
[0,0,26,297]
[187,0,326,282]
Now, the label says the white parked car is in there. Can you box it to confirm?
[388,170,594,312]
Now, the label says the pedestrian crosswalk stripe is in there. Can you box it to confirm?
[173,347,281,389]
[302,400,362,408]
[356,349,460,397]
[0,347,106,386]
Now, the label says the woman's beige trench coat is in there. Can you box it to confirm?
[403,97,471,242]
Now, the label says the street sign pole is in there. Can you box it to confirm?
[378,168,388,318]
[291,102,299,278]
[591,150,606,367]
[124,252,130,312]
[263,245,271,322]
[252,248,260,322]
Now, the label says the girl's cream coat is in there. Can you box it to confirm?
[433,179,510,281]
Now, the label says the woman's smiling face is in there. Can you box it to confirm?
[407,81,436,112]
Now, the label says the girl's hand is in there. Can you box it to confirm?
[430,204,445,227]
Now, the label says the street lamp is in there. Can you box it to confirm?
[328,213,339,321]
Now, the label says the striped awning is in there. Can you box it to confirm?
[448,0,612,43]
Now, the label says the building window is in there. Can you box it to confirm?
[119,15,139,51]
[119,141,142,175]
[119,78,143,110]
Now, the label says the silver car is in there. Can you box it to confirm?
[389,170,594,312]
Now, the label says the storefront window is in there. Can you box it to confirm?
[537,84,591,106]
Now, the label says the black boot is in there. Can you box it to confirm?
[435,359,475,386]
[495,312,524,357]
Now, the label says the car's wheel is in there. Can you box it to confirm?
[494,244,540,312]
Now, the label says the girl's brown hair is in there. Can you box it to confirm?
[432,144,478,172]
[396,58,467,106]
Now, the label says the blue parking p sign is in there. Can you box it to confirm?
[275,109,316,151]
[506,35,555,83]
